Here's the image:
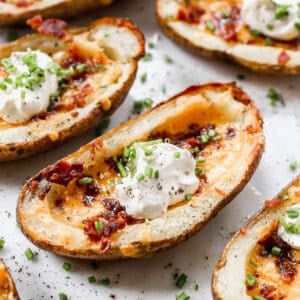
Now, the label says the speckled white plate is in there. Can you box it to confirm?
[0,1,300,299]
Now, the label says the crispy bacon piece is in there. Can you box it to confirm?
[41,160,83,186]
[27,15,70,40]
[177,4,205,23]
[264,198,282,208]
[278,50,290,65]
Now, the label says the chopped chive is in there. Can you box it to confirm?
[281,194,289,201]
[144,166,153,178]
[194,283,199,291]
[78,176,93,185]
[99,277,110,286]
[213,135,223,141]
[196,157,205,163]
[174,152,181,159]
[163,55,173,63]
[208,129,216,137]
[249,259,258,268]
[271,246,281,256]
[267,88,284,107]
[175,273,188,288]
[221,9,231,18]
[252,296,266,300]
[193,146,200,154]
[20,90,26,100]
[266,24,274,30]
[142,53,153,62]
[95,64,107,72]
[295,21,300,29]
[185,194,193,201]
[137,174,145,182]
[176,292,190,300]
[88,275,97,283]
[63,262,72,271]
[76,63,87,73]
[249,29,260,37]
[275,5,289,20]
[140,72,147,83]
[116,161,127,177]
[201,134,209,143]
[289,160,297,171]
[148,42,155,49]
[246,274,256,287]
[25,248,35,260]
[0,82,6,90]
[59,293,68,300]
[0,239,5,249]
[94,220,104,232]
[205,20,216,32]
[287,208,299,219]
[154,170,159,179]
[264,37,273,46]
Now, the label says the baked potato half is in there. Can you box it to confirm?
[0,259,19,300]
[212,176,300,300]
[0,0,113,26]
[0,17,144,162]
[156,0,300,74]
[17,83,264,260]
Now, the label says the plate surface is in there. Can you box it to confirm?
[0,1,300,299]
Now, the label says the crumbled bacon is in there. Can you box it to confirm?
[264,198,282,208]
[82,184,100,206]
[28,180,39,191]
[82,198,143,252]
[27,15,70,40]
[177,4,205,23]
[240,227,247,235]
[41,160,83,186]
[278,50,290,65]
[226,127,236,138]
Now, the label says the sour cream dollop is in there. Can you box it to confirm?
[115,143,199,219]
[241,0,300,41]
[278,205,300,249]
[0,50,59,124]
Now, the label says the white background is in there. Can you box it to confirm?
[0,1,300,299]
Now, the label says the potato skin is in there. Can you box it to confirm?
[0,259,19,300]
[0,0,113,25]
[0,18,145,162]
[17,82,265,260]
[156,0,300,74]
[212,176,300,300]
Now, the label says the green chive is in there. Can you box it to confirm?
[267,88,284,107]
[264,37,273,46]
[194,283,199,291]
[88,275,97,283]
[144,166,153,178]
[20,90,26,100]
[196,157,205,163]
[0,82,7,90]
[289,160,298,171]
[275,5,289,20]
[295,21,300,29]
[176,292,190,300]
[137,174,145,182]
[287,208,299,218]
[154,170,159,179]
[252,296,266,300]
[249,29,260,37]
[142,53,153,62]
[271,246,281,256]
[266,24,274,30]
[140,72,147,83]
[195,167,205,176]
[246,274,256,287]
[201,134,209,143]
[175,273,188,288]
[208,129,216,137]
[78,176,93,185]
[99,277,110,286]
[63,262,72,271]
[0,239,5,249]
[205,21,216,32]
[94,220,104,232]
[185,194,193,201]
[221,9,231,18]
[76,63,87,73]
[25,248,35,260]
[281,194,289,201]
[148,42,155,49]
[163,55,173,63]
[174,152,181,158]
[249,260,258,268]
[213,135,223,141]
[193,146,200,154]
[59,293,68,300]
[116,161,127,177]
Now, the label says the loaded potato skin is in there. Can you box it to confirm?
[0,16,145,161]
[0,259,19,300]
[17,83,264,260]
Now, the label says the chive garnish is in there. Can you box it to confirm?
[25,248,35,260]
[175,273,188,288]
[176,292,190,300]
[116,161,127,177]
[174,152,181,158]
[205,21,216,32]
[78,177,93,185]
[94,220,104,232]
[63,262,72,271]
[99,277,110,286]
[246,274,256,287]
[185,194,193,201]
[88,275,97,283]
[59,293,68,300]
[287,208,299,218]
[271,246,281,256]
[0,239,5,249]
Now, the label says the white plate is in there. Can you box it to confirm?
[0,1,300,299]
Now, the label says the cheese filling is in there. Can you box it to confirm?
[115,142,199,219]
[241,0,300,41]
[0,50,59,124]
[278,204,300,249]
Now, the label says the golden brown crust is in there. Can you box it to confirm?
[0,0,113,26]
[0,259,19,300]
[156,0,300,74]
[0,17,145,162]
[17,82,265,260]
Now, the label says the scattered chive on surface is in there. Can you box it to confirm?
[271,246,281,256]
[63,262,72,272]
[246,274,256,287]
[99,277,110,286]
[78,177,93,185]
[175,273,188,288]
[176,292,190,300]
[0,239,5,249]
[94,220,104,232]
[88,275,97,283]
[25,248,35,260]
[289,160,298,171]
[59,293,68,300]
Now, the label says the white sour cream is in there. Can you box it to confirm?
[115,143,199,219]
[0,50,59,124]
[278,204,300,249]
[241,0,300,41]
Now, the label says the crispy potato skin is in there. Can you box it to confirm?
[17,83,265,260]
[0,259,19,300]
[0,18,145,162]
[156,0,300,74]
[0,0,113,26]
[212,176,300,300]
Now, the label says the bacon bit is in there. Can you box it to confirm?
[226,127,236,138]
[28,180,39,191]
[71,111,79,118]
[278,50,290,65]
[264,198,282,208]
[82,198,143,252]
[82,184,99,206]
[38,183,51,200]
[16,0,30,7]
[26,15,70,40]
[41,160,83,186]
[177,5,205,23]
[240,227,247,235]
[215,187,226,197]
[187,137,198,148]
[246,125,259,134]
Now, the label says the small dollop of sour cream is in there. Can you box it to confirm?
[241,0,300,41]
[0,50,59,124]
[115,143,199,219]
[278,204,300,249]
